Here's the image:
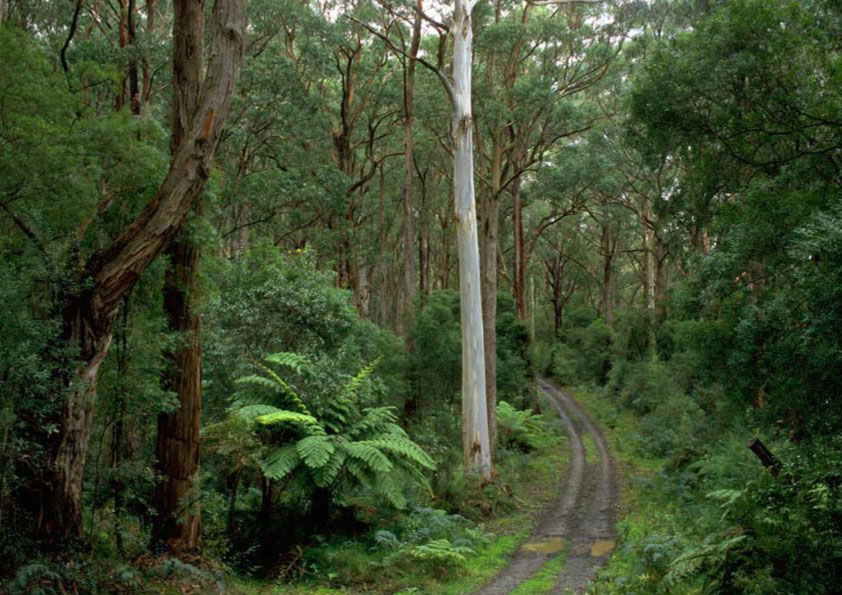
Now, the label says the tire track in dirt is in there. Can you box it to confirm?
[476,377,619,595]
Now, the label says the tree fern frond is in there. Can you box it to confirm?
[235,403,283,420]
[344,441,393,473]
[264,352,308,373]
[362,438,436,470]
[256,409,323,434]
[341,357,381,399]
[323,399,353,434]
[311,449,347,488]
[254,362,311,415]
[235,374,282,392]
[351,406,399,438]
[262,445,301,480]
[376,473,407,508]
[345,458,376,489]
[296,434,336,468]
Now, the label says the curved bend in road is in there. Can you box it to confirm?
[477,377,619,595]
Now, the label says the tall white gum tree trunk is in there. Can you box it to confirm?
[351,0,492,478]
[452,0,492,478]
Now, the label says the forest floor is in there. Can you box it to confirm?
[476,378,620,595]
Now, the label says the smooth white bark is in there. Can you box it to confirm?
[452,0,492,478]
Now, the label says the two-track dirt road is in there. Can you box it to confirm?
[477,378,619,594]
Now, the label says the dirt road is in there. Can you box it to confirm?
[477,378,619,594]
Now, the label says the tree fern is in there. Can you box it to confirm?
[351,406,400,439]
[255,408,323,434]
[226,354,435,515]
[263,352,307,373]
[341,357,381,400]
[310,448,347,488]
[361,438,435,470]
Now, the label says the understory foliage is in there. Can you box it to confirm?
[230,353,435,511]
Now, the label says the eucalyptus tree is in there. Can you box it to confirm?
[43,0,245,542]
[356,0,492,475]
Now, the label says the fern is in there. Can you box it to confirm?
[351,406,400,438]
[376,472,407,508]
[497,401,549,451]
[311,448,347,488]
[409,539,474,565]
[227,354,435,515]
[296,434,336,468]
[235,403,285,419]
[362,438,436,470]
[263,351,307,373]
[262,445,301,480]
[341,357,381,400]
[255,408,323,434]
[345,441,394,473]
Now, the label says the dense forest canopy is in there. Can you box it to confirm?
[1,0,841,592]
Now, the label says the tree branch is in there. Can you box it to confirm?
[0,199,48,257]
[347,15,456,109]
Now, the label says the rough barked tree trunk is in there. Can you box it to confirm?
[479,141,501,454]
[153,0,206,554]
[45,0,244,542]
[142,0,156,105]
[154,229,203,553]
[655,231,668,323]
[512,175,527,321]
[644,198,657,351]
[453,0,492,478]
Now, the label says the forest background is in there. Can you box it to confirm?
[1,0,842,593]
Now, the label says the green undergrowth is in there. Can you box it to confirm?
[568,388,707,595]
[235,391,570,594]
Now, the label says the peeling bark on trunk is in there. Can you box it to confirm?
[152,0,206,554]
[142,0,155,104]
[453,0,492,478]
[43,0,244,542]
